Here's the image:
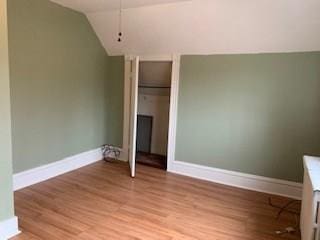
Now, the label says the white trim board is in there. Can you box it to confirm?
[13,148,103,191]
[169,160,303,200]
[122,54,180,173]
[0,216,20,240]
[166,55,180,171]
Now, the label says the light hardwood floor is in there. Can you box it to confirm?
[12,161,301,240]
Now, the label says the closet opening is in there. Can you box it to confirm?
[136,61,172,170]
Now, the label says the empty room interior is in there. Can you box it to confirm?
[1,0,320,239]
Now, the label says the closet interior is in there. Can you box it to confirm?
[136,61,172,170]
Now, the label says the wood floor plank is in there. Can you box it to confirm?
[11,161,301,240]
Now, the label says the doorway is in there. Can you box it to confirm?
[135,61,172,170]
[123,55,180,177]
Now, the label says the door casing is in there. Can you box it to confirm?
[122,55,181,174]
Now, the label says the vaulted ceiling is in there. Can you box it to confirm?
[51,0,320,56]
[50,0,189,12]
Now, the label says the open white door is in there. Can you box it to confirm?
[128,56,139,177]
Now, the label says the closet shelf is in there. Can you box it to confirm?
[138,85,171,89]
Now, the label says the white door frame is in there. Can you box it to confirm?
[122,54,181,172]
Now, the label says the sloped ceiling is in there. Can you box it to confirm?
[50,0,189,12]
[51,0,320,56]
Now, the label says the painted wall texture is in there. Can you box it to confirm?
[176,53,320,182]
[106,56,124,148]
[0,0,14,221]
[8,0,123,173]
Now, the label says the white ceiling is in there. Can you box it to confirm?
[51,0,320,56]
[50,0,189,13]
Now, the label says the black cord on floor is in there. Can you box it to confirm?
[268,197,300,219]
[268,197,301,235]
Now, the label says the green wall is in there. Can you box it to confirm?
[177,53,320,182]
[106,56,124,147]
[9,0,318,185]
[0,0,14,221]
[8,0,124,173]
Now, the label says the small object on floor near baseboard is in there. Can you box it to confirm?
[275,226,296,235]
[101,144,120,161]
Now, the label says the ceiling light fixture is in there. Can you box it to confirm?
[118,0,123,42]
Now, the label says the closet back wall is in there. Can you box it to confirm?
[8,0,123,173]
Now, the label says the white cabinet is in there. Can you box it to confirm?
[301,156,320,240]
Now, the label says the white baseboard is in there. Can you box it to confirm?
[13,146,301,200]
[13,148,103,191]
[0,216,20,240]
[169,160,302,200]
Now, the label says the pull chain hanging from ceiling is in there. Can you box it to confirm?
[118,0,123,42]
